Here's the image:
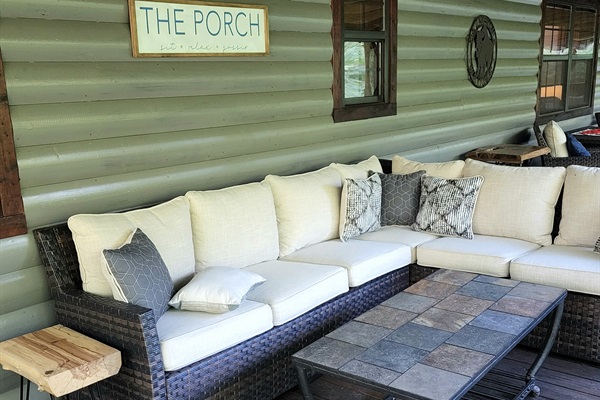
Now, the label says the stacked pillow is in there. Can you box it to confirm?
[337,155,484,241]
[544,120,590,157]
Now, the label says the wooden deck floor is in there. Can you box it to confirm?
[276,347,600,400]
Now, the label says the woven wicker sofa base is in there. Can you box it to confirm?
[410,265,599,365]
[34,222,411,400]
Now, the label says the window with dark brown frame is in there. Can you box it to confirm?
[0,49,27,239]
[332,0,397,122]
[537,0,599,123]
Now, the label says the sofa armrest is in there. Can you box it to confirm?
[54,288,166,400]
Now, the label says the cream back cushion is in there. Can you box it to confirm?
[265,166,343,257]
[68,197,195,297]
[462,159,566,246]
[186,182,279,270]
[543,121,569,157]
[392,155,465,178]
[555,165,600,247]
[331,155,383,180]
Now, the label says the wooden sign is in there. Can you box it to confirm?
[128,0,269,57]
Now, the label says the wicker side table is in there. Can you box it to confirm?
[0,324,121,400]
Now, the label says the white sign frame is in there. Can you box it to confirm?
[128,0,269,57]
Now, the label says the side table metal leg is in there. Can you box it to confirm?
[296,365,315,400]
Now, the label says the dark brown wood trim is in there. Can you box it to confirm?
[332,0,398,123]
[0,48,28,238]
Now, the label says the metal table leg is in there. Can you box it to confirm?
[521,300,565,399]
[296,365,315,400]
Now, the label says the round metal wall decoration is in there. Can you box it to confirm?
[466,15,497,88]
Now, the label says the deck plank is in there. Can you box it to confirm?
[276,346,600,400]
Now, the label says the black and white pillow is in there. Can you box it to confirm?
[378,170,426,226]
[412,175,484,240]
[103,229,174,320]
[594,237,600,254]
[339,174,382,242]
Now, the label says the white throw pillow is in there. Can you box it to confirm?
[68,197,195,297]
[462,159,566,246]
[186,182,279,270]
[555,165,600,247]
[265,166,343,257]
[392,155,465,179]
[331,155,383,180]
[339,174,382,241]
[543,121,569,157]
[168,267,265,313]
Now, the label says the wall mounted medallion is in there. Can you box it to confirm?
[466,15,497,88]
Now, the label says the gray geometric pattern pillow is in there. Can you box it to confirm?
[412,175,484,240]
[594,237,600,254]
[103,229,174,320]
[378,170,426,226]
[339,174,382,242]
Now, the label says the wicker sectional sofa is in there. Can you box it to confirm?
[34,156,599,400]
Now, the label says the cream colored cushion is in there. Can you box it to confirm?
[543,120,569,157]
[462,159,566,246]
[510,245,600,295]
[245,260,349,325]
[331,155,383,180]
[186,182,279,270]
[417,235,540,277]
[157,300,273,371]
[282,239,412,287]
[392,155,464,179]
[355,225,439,262]
[68,197,195,297]
[554,165,600,247]
[265,166,343,257]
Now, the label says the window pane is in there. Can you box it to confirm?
[344,0,384,31]
[344,41,381,99]
[543,5,571,55]
[573,8,596,55]
[568,59,593,108]
[539,60,566,114]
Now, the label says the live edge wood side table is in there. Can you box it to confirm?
[465,144,551,165]
[0,324,121,400]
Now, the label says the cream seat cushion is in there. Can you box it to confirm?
[244,260,348,325]
[462,159,566,246]
[157,300,273,371]
[282,239,412,287]
[265,166,343,257]
[543,121,569,157]
[554,165,600,247]
[68,197,195,296]
[392,155,465,179]
[355,225,439,262]
[417,235,541,277]
[510,245,600,296]
[186,182,279,270]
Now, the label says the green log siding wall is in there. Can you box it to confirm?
[0,0,598,396]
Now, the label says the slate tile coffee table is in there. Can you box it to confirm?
[292,270,566,400]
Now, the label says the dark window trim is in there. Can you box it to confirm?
[332,0,397,123]
[0,49,27,238]
[536,0,599,123]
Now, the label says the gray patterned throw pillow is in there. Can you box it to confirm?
[103,229,174,320]
[378,170,426,226]
[339,174,382,242]
[412,175,484,239]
